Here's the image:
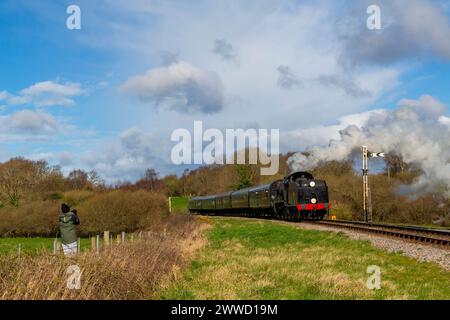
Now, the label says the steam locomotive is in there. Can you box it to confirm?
[188,171,330,221]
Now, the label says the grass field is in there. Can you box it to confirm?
[161,217,450,300]
[170,196,189,213]
[0,237,91,255]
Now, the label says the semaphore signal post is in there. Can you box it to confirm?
[362,146,386,223]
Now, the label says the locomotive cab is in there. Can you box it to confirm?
[284,172,330,220]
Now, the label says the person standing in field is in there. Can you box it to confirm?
[59,203,80,256]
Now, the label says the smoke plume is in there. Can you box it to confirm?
[287,95,450,196]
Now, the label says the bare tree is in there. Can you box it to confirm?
[67,169,89,190]
[0,158,42,206]
[135,168,162,191]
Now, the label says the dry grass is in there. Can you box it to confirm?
[0,215,210,300]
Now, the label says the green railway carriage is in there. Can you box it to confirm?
[188,196,204,211]
[215,192,232,210]
[188,180,284,215]
[201,196,216,210]
[248,184,271,209]
[230,189,249,210]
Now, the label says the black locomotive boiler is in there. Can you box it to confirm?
[188,172,330,221]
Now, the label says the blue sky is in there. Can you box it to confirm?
[0,0,449,182]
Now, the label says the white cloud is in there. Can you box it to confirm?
[439,116,450,126]
[80,127,175,182]
[4,80,84,107]
[397,94,447,118]
[338,0,450,65]
[0,110,59,135]
[121,61,224,114]
[0,109,82,144]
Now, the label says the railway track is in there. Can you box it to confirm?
[308,219,450,248]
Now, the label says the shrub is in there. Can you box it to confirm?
[77,190,169,235]
[0,201,59,237]
[62,190,95,207]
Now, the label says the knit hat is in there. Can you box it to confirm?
[61,203,71,214]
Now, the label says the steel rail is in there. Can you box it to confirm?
[311,219,450,247]
[322,219,450,236]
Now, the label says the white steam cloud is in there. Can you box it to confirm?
[287,95,450,196]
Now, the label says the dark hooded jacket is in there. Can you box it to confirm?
[59,204,80,245]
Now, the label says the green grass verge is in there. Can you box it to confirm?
[161,217,450,300]
[0,237,91,255]
[170,196,189,212]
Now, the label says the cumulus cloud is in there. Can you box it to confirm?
[3,81,84,107]
[120,61,225,114]
[277,65,302,89]
[338,0,450,65]
[287,95,450,196]
[0,110,59,134]
[212,39,238,63]
[397,94,447,118]
[81,127,174,182]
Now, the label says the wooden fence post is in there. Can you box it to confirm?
[53,238,58,255]
[121,231,125,244]
[91,236,96,251]
[104,231,110,247]
[96,235,100,254]
[169,196,172,213]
